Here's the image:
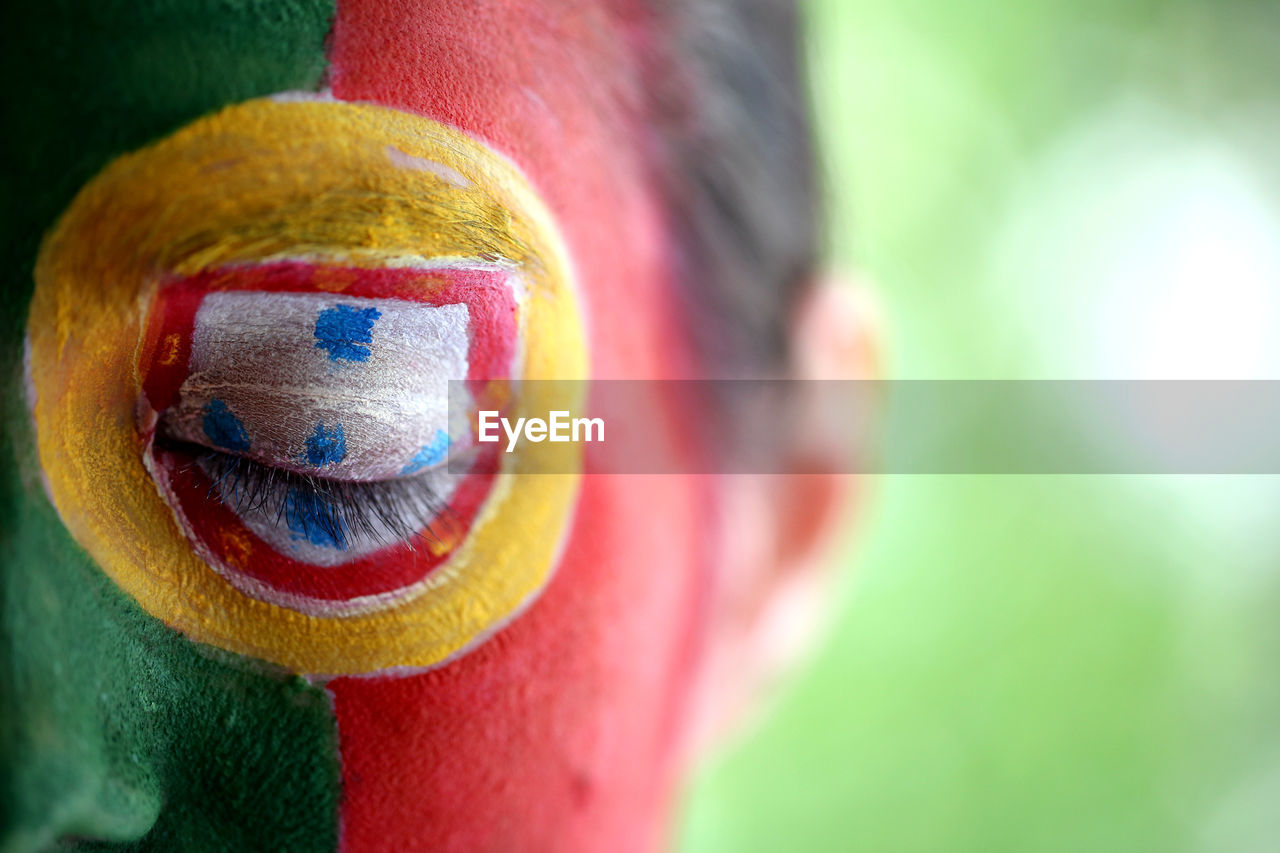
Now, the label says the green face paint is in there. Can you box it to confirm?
[0,0,335,342]
[1,456,341,849]
[1,1,342,847]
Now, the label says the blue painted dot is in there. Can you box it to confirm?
[304,421,346,467]
[201,398,251,452]
[314,304,381,362]
[283,487,347,550]
[400,429,451,475]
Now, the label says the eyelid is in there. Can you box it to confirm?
[155,288,471,482]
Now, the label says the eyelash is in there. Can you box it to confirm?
[159,437,459,552]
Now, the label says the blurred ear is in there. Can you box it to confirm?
[687,272,882,756]
[778,272,882,567]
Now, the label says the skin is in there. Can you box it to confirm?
[1,1,858,850]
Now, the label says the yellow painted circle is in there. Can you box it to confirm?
[27,98,587,675]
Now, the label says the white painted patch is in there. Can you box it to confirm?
[167,291,470,481]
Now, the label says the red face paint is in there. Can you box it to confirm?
[325,2,714,850]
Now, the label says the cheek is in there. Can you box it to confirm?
[329,472,712,850]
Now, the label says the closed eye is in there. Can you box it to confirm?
[155,434,464,553]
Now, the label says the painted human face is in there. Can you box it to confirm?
[3,1,716,850]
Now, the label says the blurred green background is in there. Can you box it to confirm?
[680,1,1280,851]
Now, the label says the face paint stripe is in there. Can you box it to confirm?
[7,4,346,846]
[322,4,718,848]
